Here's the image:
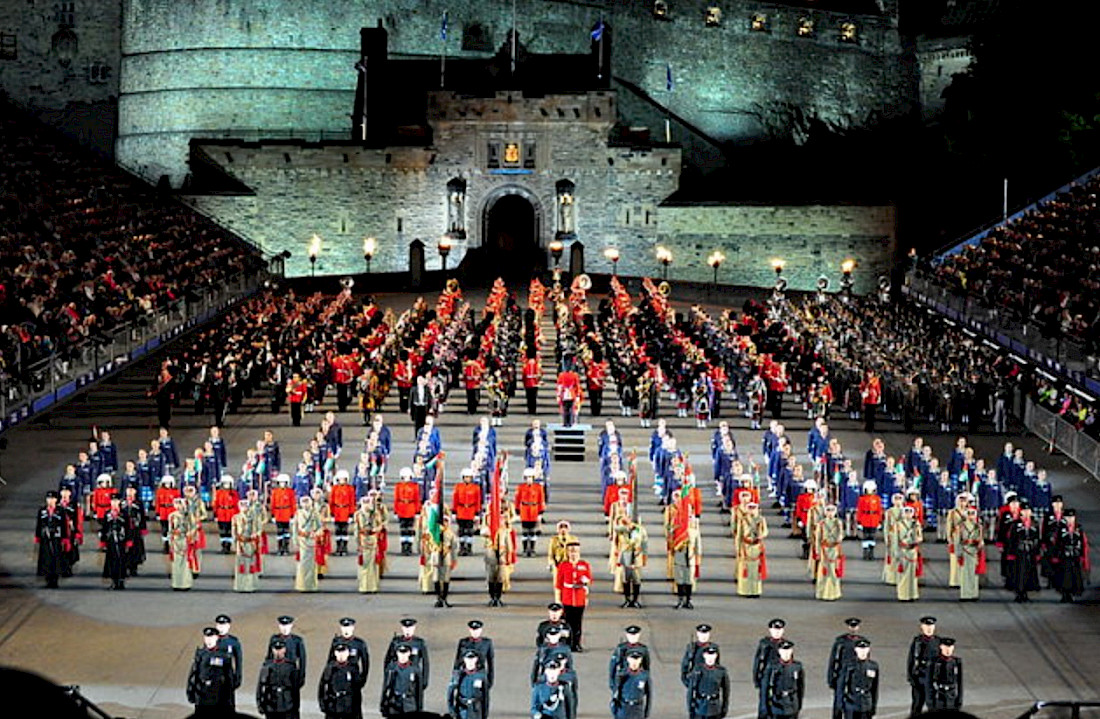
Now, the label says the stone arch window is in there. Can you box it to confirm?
[653,0,670,19]
[750,13,769,32]
[705,6,722,26]
[839,21,858,43]
[797,17,815,37]
[446,178,467,238]
[51,28,77,67]
[462,23,492,52]
[556,179,576,237]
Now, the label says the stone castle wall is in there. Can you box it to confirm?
[110,0,911,184]
[657,203,896,293]
[0,0,120,154]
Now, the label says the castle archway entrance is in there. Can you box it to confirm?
[474,187,544,284]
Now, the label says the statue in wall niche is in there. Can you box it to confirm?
[446,180,466,238]
[557,192,575,236]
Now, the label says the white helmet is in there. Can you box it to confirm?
[804,479,818,491]
[863,480,877,493]
[399,467,414,479]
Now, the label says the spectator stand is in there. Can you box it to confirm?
[0,105,281,434]
[0,267,273,435]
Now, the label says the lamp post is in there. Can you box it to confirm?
[363,237,377,274]
[840,258,856,301]
[770,258,786,306]
[656,246,672,280]
[437,236,452,277]
[308,234,321,278]
[603,246,621,276]
[707,250,725,286]
[549,239,564,269]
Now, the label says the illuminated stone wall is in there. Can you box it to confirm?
[656,203,897,293]
[113,0,912,184]
[185,91,681,278]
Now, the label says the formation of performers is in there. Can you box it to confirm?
[185,612,965,719]
[35,410,1091,607]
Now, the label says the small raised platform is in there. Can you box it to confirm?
[548,423,590,462]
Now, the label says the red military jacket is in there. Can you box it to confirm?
[603,485,632,516]
[463,360,484,390]
[453,481,483,521]
[270,486,296,523]
[555,559,593,607]
[856,494,884,529]
[155,486,181,521]
[556,371,582,406]
[794,491,817,527]
[523,358,541,389]
[394,360,414,389]
[515,482,546,522]
[287,379,309,404]
[333,355,361,385]
[860,376,882,406]
[329,483,356,522]
[394,481,422,519]
[93,487,117,520]
[586,361,607,390]
[213,488,240,523]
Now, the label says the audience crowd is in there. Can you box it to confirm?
[930,172,1100,353]
[0,100,264,387]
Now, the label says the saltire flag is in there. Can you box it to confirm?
[425,452,445,545]
[666,62,674,92]
[591,18,606,41]
[440,11,449,41]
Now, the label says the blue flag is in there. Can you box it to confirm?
[440,11,448,41]
[666,62,674,92]
[591,19,606,41]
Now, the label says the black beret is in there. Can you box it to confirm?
[768,618,786,629]
[215,614,231,624]
[202,627,219,637]
[468,620,484,629]
[400,618,418,627]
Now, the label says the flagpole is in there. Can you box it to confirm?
[596,14,604,80]
[440,10,448,89]
[511,0,517,76]
[665,62,673,144]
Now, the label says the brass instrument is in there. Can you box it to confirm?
[657,281,671,297]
